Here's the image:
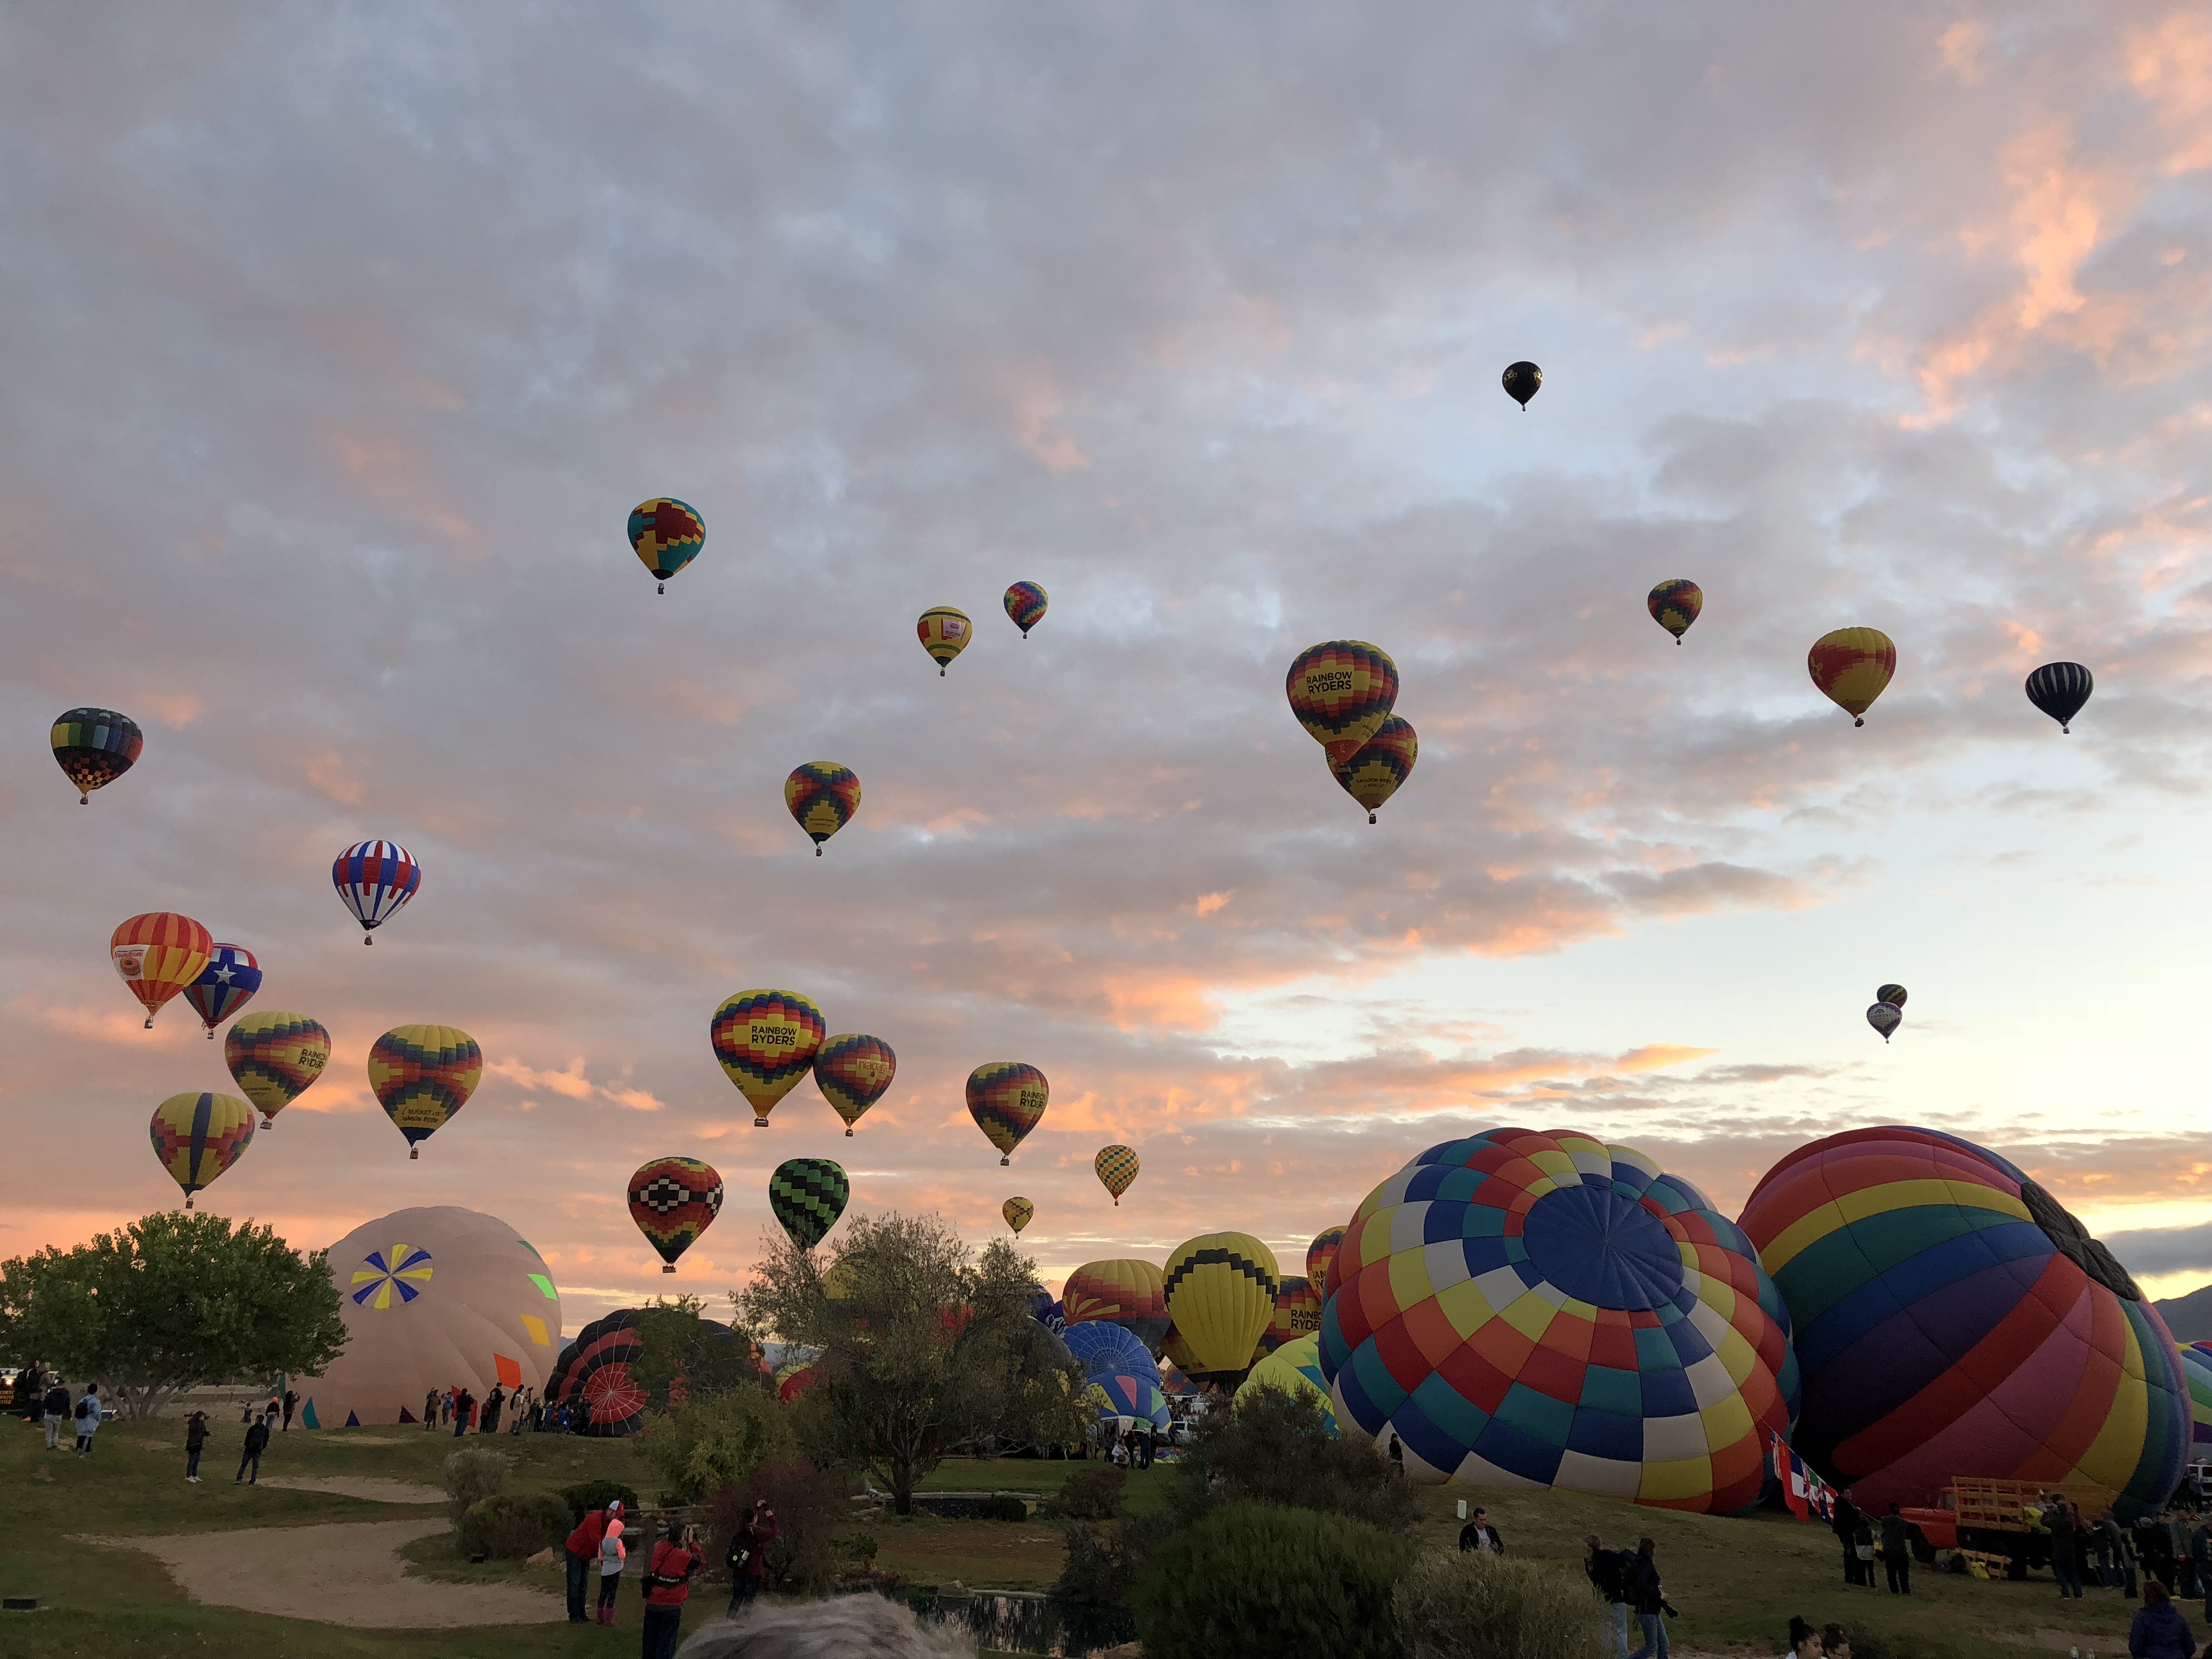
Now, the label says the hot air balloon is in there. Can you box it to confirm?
[712,990,827,1126]
[544,1309,647,1437]
[1739,1126,2187,1518]
[1502,362,1542,409]
[1257,1275,1321,1360]
[1003,1197,1034,1235]
[52,707,142,804]
[332,840,420,944]
[1321,1127,1798,1511]
[1808,628,1896,727]
[1165,1232,1280,1387]
[769,1158,849,1251]
[224,1012,331,1128]
[966,1062,1048,1165]
[1331,715,1417,824]
[1286,641,1398,769]
[1063,1260,1170,1355]
[2178,1342,2212,1451]
[1094,1144,1139,1206]
[110,912,213,1029]
[183,944,261,1038]
[1876,984,1908,1010]
[1063,1319,1159,1383]
[150,1092,255,1210]
[628,498,704,594]
[1238,1332,1338,1434]
[2027,662,2093,734]
[917,606,972,676]
[1003,582,1048,639]
[628,1157,723,1273]
[367,1025,481,1159]
[1647,580,1702,644]
[1088,1372,1172,1431]
[785,763,861,856]
[813,1033,896,1136]
[1306,1227,1346,1302]
[1161,1323,1201,1380]
[1867,1003,1901,1042]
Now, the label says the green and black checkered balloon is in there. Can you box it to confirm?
[769,1157,849,1251]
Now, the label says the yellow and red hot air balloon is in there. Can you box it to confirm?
[110,912,213,1029]
[785,763,861,856]
[1258,1276,1322,1359]
[918,606,972,676]
[1063,1259,1171,1353]
[1003,1197,1034,1235]
[812,1033,896,1136]
[1331,715,1417,825]
[966,1062,1048,1165]
[150,1092,255,1210]
[628,1157,723,1274]
[1647,579,1702,643]
[1094,1144,1139,1206]
[1165,1232,1280,1387]
[1286,641,1398,768]
[367,1025,482,1159]
[224,1012,332,1128]
[1809,627,1897,727]
[712,990,826,1126]
[1306,1226,1346,1301]
[629,498,704,594]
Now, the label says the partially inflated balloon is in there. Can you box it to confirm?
[1239,1333,1337,1434]
[1286,641,1399,768]
[1808,628,1897,726]
[1064,1259,1170,1355]
[150,1092,255,1209]
[769,1158,848,1251]
[917,606,972,676]
[712,990,826,1126]
[628,1157,723,1273]
[1161,1323,1201,1379]
[1867,1003,1901,1042]
[332,841,420,945]
[1003,1197,1034,1235]
[966,1062,1048,1165]
[1332,715,1417,823]
[1647,580,1702,643]
[2179,1342,2212,1452]
[1876,984,1908,1010]
[110,913,213,1029]
[1003,582,1048,638]
[1165,1232,1280,1386]
[812,1033,895,1136]
[52,707,142,804]
[224,1012,331,1127]
[1307,1227,1346,1301]
[785,763,861,855]
[1502,361,1542,409]
[1094,1144,1139,1206]
[367,1025,481,1159]
[183,944,261,1038]
[2026,662,2093,735]
[1259,1275,1321,1359]
[629,498,704,594]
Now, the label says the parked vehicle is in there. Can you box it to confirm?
[1899,1477,2115,1578]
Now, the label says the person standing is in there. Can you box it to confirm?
[641,1521,705,1659]
[1587,1534,1633,1659]
[42,1378,70,1450]
[2169,1510,2198,1599]
[510,1387,528,1435]
[1830,1493,1863,1588]
[1624,1537,1670,1659]
[1879,1504,1911,1595]
[184,1410,210,1483]
[481,1383,504,1436]
[1387,1432,1404,1475]
[1458,1508,1505,1553]
[596,1516,627,1626]
[74,1384,102,1456]
[726,1498,776,1617]
[20,1363,45,1424]
[236,1410,270,1483]
[2127,1579,2198,1659]
[453,1387,475,1437]
[2048,1497,2085,1599]
[565,1499,621,1622]
[424,1388,441,1430]
[280,1389,298,1432]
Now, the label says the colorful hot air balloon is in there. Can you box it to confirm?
[544,1309,648,1437]
[1739,1126,2187,1519]
[1165,1232,1280,1387]
[1331,715,1417,824]
[2178,1342,2212,1451]
[1306,1227,1346,1302]
[1094,1145,1139,1206]
[918,606,972,676]
[1321,1128,1798,1511]
[712,990,827,1126]
[1088,1371,1172,1430]
[332,841,420,945]
[628,1157,723,1274]
[2026,662,2094,734]
[1502,361,1543,409]
[52,707,143,804]
[1064,1320,1159,1383]
[1063,1260,1170,1355]
[366,1025,481,1159]
[813,1033,896,1136]
[1257,1275,1321,1360]
[769,1158,848,1251]
[628,497,704,594]
[183,944,261,1038]
[1808,628,1897,727]
[784,763,861,857]
[150,1092,255,1210]
[1161,1323,1201,1379]
[966,1062,1048,1166]
[1647,580,1702,644]
[1003,582,1048,639]
[110,912,213,1029]
[1238,1332,1338,1434]
[223,1012,331,1128]
[1003,1197,1035,1235]
[1867,1003,1901,1042]
[1876,984,1908,1010]
[1286,641,1398,768]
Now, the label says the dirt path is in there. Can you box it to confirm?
[257,1475,446,1504]
[120,1517,565,1628]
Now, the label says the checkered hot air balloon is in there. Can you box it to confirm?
[917,606,972,676]
[366,1025,481,1159]
[332,841,420,945]
[1094,1144,1139,1206]
[1739,1126,2188,1520]
[1331,715,1417,825]
[1808,627,1896,727]
[110,912,213,1029]
[1165,1232,1280,1387]
[224,1012,331,1128]
[183,944,261,1038]
[784,763,861,856]
[712,990,826,1126]
[812,1033,896,1136]
[769,1158,848,1252]
[1286,641,1398,768]
[1003,581,1048,638]
[1321,1128,1798,1513]
[1306,1227,1346,1302]
[1002,1197,1034,1235]
[51,707,142,804]
[966,1062,1048,1165]
[628,1157,723,1273]
[1647,579,1703,643]
[150,1092,255,1210]
[1063,1260,1170,1355]
[628,497,704,594]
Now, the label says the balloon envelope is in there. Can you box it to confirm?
[367,1025,482,1157]
[917,606,972,674]
[150,1092,255,1209]
[1332,715,1417,822]
[1238,1332,1338,1434]
[1647,580,1703,642]
[2026,662,2093,733]
[1094,1144,1139,1205]
[1867,1002,1902,1042]
[183,943,261,1036]
[628,1157,723,1271]
[1876,984,1908,1010]
[1502,361,1542,408]
[1307,1227,1346,1302]
[769,1157,849,1251]
[1165,1232,1280,1385]
[110,912,213,1028]
[1286,641,1398,767]
[1003,1197,1034,1234]
[1808,628,1897,725]
[332,841,421,941]
[1003,581,1048,637]
[1258,1275,1321,1359]
[785,762,861,853]
[1063,1259,1170,1355]
[713,990,827,1125]
[225,1012,332,1126]
[2180,1342,2212,1451]
[812,1033,895,1135]
[628,497,704,589]
[545,1310,647,1436]
[52,707,142,803]
[1063,1319,1156,1380]
[966,1062,1048,1165]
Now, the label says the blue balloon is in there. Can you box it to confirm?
[1064,1319,1154,1379]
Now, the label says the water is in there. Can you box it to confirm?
[901,1588,1137,1656]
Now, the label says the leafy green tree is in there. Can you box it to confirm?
[1169,1381,1419,1535]
[0,1212,347,1418]
[737,1212,1090,1514]
[637,1386,798,1503]
[628,1293,759,1410]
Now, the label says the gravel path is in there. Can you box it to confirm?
[256,1475,447,1504]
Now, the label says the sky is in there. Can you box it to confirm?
[3,3,2210,1338]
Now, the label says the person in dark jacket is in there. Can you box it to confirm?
[727,1499,777,1615]
[1879,1504,1911,1595]
[643,1522,706,1659]
[42,1380,70,1450]
[1624,1537,1669,1659]
[1588,1535,1633,1658]
[236,1412,270,1483]
[452,1387,475,1437]
[424,1388,440,1430]
[2047,1497,2085,1598]
[281,1389,298,1432]
[1458,1508,1505,1554]
[565,1499,622,1622]
[481,1383,504,1436]
[20,1363,46,1422]
[184,1410,210,1482]
[1830,1493,1864,1587]
[2129,1579,2197,1659]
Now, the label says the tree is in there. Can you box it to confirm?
[1168,1381,1419,1535]
[627,1293,759,1410]
[737,1212,1090,1514]
[1132,1502,1414,1659]
[0,1212,347,1419]
[637,1386,797,1503]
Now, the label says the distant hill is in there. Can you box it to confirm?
[2155,1284,2212,1342]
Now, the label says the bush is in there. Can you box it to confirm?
[978,1493,1029,1522]
[556,1478,642,1524]
[1171,1383,1418,1536]
[441,1446,512,1530]
[1054,1519,1146,1606]
[458,1493,574,1561]
[1390,1548,1608,1659]
[708,1455,853,1595]
[1133,1502,1414,1659]
[640,1387,797,1504]
[1041,1465,1126,1520]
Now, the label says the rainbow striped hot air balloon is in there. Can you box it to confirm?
[1239,1332,1338,1434]
[2177,1342,2212,1452]
[1003,581,1048,638]
[110,912,213,1029]
[224,1012,331,1128]
[52,707,142,804]
[367,1025,482,1159]
[712,990,826,1127]
[629,497,704,594]
[1286,640,1398,768]
[1064,1259,1170,1355]
[966,1062,1048,1165]
[628,1157,723,1273]
[150,1092,255,1209]
[813,1033,896,1136]
[1738,1126,2187,1520]
[1257,1275,1321,1360]
[785,763,861,856]
[1331,715,1417,824]
[1306,1227,1346,1302]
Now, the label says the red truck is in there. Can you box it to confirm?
[1898,1477,2116,1578]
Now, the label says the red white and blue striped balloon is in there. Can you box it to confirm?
[332,840,421,945]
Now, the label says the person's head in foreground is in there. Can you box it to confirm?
[1787,1614,1816,1657]
[676,1593,975,1658]
[2145,1579,2172,1605]
[1820,1622,1850,1657]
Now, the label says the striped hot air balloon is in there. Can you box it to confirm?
[52,707,142,804]
[224,1012,331,1128]
[366,1025,481,1159]
[917,606,972,676]
[2177,1342,2212,1452]
[1306,1227,1346,1302]
[812,1033,896,1136]
[332,841,421,944]
[1286,641,1398,768]
[1165,1232,1279,1387]
[712,990,826,1126]
[1331,715,1418,824]
[150,1092,256,1209]
[1003,581,1048,638]
[2025,661,2094,734]
[1238,1333,1338,1434]
[110,912,213,1029]
[1257,1275,1321,1359]
[966,1062,1048,1165]
[183,944,261,1037]
[1063,1259,1170,1355]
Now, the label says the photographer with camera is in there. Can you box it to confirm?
[726,1498,777,1617]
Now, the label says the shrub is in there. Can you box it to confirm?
[458,1493,574,1561]
[978,1493,1029,1522]
[1054,1519,1146,1606]
[1171,1383,1418,1536]
[556,1478,642,1524]
[640,1387,797,1504]
[441,1446,512,1530]
[1041,1465,1126,1520]
[1133,1502,1414,1659]
[708,1455,853,1595]
[1390,1547,1608,1659]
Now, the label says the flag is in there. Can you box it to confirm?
[1771,1431,1837,1522]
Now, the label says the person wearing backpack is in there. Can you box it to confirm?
[641,1521,705,1659]
[184,1410,210,1482]
[726,1498,777,1616]
[596,1516,627,1626]
[73,1384,102,1455]
[236,1410,271,1483]
[42,1379,70,1450]
[1586,1534,1633,1657]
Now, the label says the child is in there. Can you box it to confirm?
[596,1515,626,1625]
[74,1384,102,1455]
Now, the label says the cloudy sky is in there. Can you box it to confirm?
[5,3,2210,1334]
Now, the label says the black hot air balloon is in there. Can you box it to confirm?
[2025,662,2093,735]
[1502,362,1542,409]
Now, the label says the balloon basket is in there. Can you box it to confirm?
[262,1118,274,1130]
[206,1029,216,1040]
[409,1147,419,1160]
[1368,812,1376,825]
[143,1015,153,1029]
[754,1117,769,1127]
[184,1197,195,1210]
[939,667,946,678]
[658,582,666,594]
[365,934,374,945]
[78,793,88,805]
[845,1128,854,1137]
[1000,1155,1010,1166]
[662,1265,675,1274]
[1854,716,1864,727]
[815,847,822,857]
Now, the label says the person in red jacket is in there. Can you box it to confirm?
[564,1499,622,1623]
[641,1522,704,1659]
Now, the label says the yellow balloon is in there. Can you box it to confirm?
[1164,1231,1280,1384]
[917,606,973,676]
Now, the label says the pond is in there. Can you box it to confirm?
[901,1587,1137,1656]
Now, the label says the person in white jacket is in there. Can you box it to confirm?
[74,1384,103,1456]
